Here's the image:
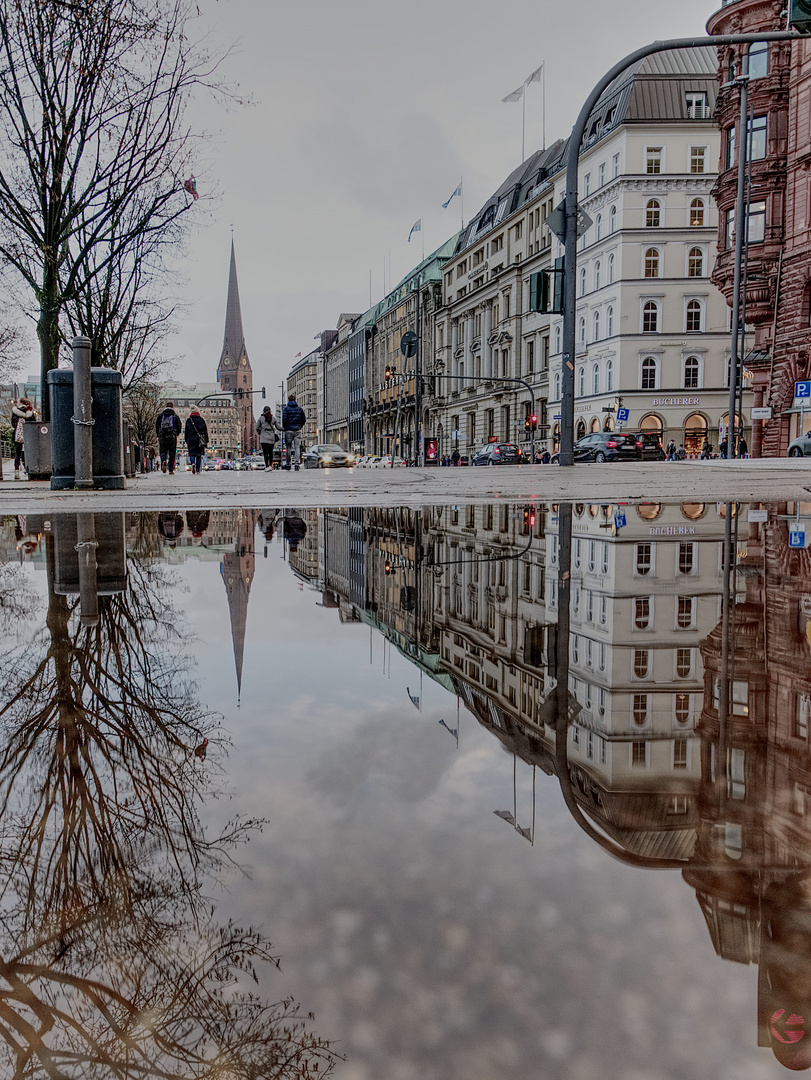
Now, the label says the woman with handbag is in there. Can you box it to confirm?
[184,409,209,474]
[11,398,35,480]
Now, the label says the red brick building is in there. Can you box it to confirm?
[708,1,811,456]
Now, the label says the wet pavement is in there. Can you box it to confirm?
[2,499,811,1078]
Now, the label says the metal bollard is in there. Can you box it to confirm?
[72,336,93,489]
[75,513,99,627]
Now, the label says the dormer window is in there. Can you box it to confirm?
[686,92,709,120]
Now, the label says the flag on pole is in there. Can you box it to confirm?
[408,218,422,242]
[294,352,302,359]
[502,85,524,103]
[406,687,421,710]
[524,62,544,85]
[442,182,462,209]
[183,175,199,200]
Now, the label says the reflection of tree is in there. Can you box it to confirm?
[0,526,335,1077]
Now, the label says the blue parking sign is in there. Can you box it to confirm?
[796,380,811,399]
[616,408,629,423]
[790,528,806,549]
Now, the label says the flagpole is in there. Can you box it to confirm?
[460,179,464,229]
[522,87,526,162]
[542,63,546,150]
[421,217,424,261]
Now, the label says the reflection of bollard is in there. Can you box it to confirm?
[75,513,99,627]
[73,336,93,489]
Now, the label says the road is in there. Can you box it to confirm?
[2,458,811,509]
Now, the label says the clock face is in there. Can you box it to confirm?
[242,358,247,367]
[222,357,230,366]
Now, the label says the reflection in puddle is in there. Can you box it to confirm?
[6,500,811,1074]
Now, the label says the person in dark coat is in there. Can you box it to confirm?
[451,448,461,466]
[281,394,306,469]
[256,406,279,470]
[157,511,184,545]
[184,409,208,473]
[155,403,182,474]
[11,397,35,479]
[283,509,307,552]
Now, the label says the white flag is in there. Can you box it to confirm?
[501,85,524,103]
[408,218,421,242]
[525,62,544,85]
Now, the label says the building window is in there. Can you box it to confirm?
[594,261,602,290]
[592,311,601,343]
[612,152,620,178]
[595,213,603,240]
[749,41,769,79]
[686,299,703,333]
[646,147,662,174]
[607,253,615,283]
[579,267,587,296]
[796,693,811,739]
[675,693,690,725]
[641,356,657,388]
[584,173,591,196]
[646,200,661,228]
[578,366,586,396]
[748,115,767,161]
[676,648,692,678]
[690,146,707,173]
[636,542,652,575]
[686,92,709,119]
[644,248,660,277]
[598,163,606,187]
[634,649,650,678]
[632,741,648,767]
[725,207,735,248]
[677,596,694,628]
[678,542,695,574]
[606,357,614,390]
[592,362,600,393]
[690,199,705,227]
[688,247,704,277]
[673,739,688,769]
[609,205,617,233]
[748,200,766,243]
[684,356,700,389]
[634,596,651,629]
[725,126,736,169]
[642,302,659,334]
[633,693,649,726]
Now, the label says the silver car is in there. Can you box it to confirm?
[301,443,355,469]
[788,431,811,457]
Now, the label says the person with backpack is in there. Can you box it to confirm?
[700,438,712,460]
[184,408,208,473]
[666,439,677,461]
[675,444,687,460]
[256,406,279,470]
[281,393,306,470]
[155,402,182,474]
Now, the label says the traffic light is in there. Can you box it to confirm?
[522,505,536,533]
[261,386,266,398]
[385,366,394,380]
[529,257,565,314]
[790,0,811,32]
[524,413,538,432]
[384,559,395,575]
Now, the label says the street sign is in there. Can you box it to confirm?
[790,527,807,549]
[543,199,592,241]
[616,408,629,423]
[750,406,772,420]
[747,509,768,523]
[796,380,811,399]
[614,511,627,530]
[552,414,561,420]
[400,331,418,357]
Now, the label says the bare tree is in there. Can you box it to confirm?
[0,0,230,417]
[123,382,162,452]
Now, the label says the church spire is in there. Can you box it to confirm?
[220,239,250,373]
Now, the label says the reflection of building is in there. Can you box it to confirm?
[286,508,319,585]
[220,510,258,701]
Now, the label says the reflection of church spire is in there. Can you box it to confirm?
[220,510,258,701]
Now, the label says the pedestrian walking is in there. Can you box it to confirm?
[11,397,35,480]
[666,439,676,461]
[281,394,306,470]
[700,438,712,460]
[720,437,728,459]
[155,402,182,474]
[451,447,461,466]
[739,435,748,457]
[184,409,208,473]
[256,406,279,470]
[675,444,687,460]
[283,508,307,552]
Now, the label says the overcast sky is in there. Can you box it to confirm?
[23,0,727,402]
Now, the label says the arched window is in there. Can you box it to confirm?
[686,299,703,332]
[607,253,615,283]
[684,356,700,389]
[592,363,600,394]
[578,366,586,396]
[594,261,602,290]
[690,199,705,227]
[552,423,561,449]
[554,324,562,353]
[642,301,659,333]
[644,248,660,277]
[641,356,657,390]
[578,316,586,345]
[688,247,704,277]
[553,371,561,399]
[606,305,614,337]
[576,419,587,440]
[579,267,587,296]
[609,205,617,233]
[591,417,602,432]
[603,414,615,432]
[595,213,603,240]
[640,413,663,436]
[606,358,614,392]
[646,199,661,228]
[593,310,601,341]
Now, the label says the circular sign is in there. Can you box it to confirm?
[400,331,418,358]
[40,425,48,434]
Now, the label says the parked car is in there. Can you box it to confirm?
[301,443,356,469]
[787,431,811,457]
[471,442,522,466]
[373,455,406,468]
[633,432,665,461]
[551,432,642,464]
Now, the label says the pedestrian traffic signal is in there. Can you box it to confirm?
[524,413,538,432]
[523,505,536,532]
[790,0,811,32]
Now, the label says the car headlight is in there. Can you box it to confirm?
[322,454,332,462]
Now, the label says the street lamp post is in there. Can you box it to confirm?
[560,30,800,466]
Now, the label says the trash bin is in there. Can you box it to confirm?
[22,421,52,480]
[52,512,127,595]
[49,368,126,490]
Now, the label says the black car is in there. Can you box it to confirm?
[551,432,642,464]
[633,432,666,461]
[471,442,523,466]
